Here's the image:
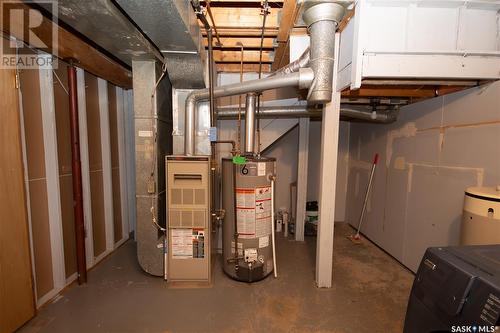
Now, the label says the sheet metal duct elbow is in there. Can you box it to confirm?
[303,1,349,104]
[183,68,314,156]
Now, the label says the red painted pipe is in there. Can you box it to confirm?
[67,64,87,284]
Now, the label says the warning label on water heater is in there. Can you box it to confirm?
[255,186,271,238]
[235,186,271,239]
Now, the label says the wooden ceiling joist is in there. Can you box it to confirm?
[216,63,271,72]
[201,7,279,29]
[200,0,283,8]
[213,50,273,63]
[341,85,472,98]
[271,0,300,71]
[205,37,276,49]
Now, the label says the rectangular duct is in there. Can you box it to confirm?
[133,60,173,276]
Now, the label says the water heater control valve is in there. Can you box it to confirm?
[244,248,258,263]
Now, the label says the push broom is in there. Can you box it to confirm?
[348,153,379,244]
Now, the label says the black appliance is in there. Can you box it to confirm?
[404,245,500,333]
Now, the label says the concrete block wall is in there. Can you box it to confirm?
[345,81,500,272]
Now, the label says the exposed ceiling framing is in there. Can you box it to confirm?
[200,0,285,73]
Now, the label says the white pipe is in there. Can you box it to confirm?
[270,177,277,278]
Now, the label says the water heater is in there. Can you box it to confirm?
[461,186,500,245]
[221,156,276,282]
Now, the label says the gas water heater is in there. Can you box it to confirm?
[221,157,276,282]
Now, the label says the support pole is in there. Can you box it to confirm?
[67,63,87,284]
[295,117,310,241]
[315,33,341,288]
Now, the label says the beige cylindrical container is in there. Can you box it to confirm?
[461,186,500,245]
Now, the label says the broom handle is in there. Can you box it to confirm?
[355,153,378,236]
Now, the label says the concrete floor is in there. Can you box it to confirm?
[20,223,414,333]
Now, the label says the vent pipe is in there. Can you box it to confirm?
[303,1,346,104]
[184,68,314,155]
[217,105,399,123]
[183,0,350,155]
[244,93,257,154]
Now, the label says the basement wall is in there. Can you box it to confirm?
[18,56,134,306]
[345,81,500,272]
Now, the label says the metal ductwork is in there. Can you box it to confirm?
[341,108,399,123]
[303,1,347,104]
[270,47,310,76]
[217,105,399,123]
[183,0,351,156]
[244,93,257,154]
[45,0,208,88]
[184,68,314,155]
[115,0,208,88]
[35,0,163,65]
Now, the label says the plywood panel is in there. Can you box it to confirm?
[85,72,106,257]
[108,84,119,167]
[28,179,54,297]
[53,60,77,278]
[0,59,35,333]
[107,83,123,243]
[59,175,77,277]
[90,171,106,256]
[54,61,72,175]
[19,63,55,299]
[85,72,103,172]
[20,68,45,180]
[112,168,123,242]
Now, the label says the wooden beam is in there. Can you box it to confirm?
[337,9,355,32]
[342,85,438,98]
[205,37,275,49]
[277,0,298,42]
[202,27,279,37]
[200,0,283,8]
[436,85,470,96]
[1,1,132,88]
[216,63,271,72]
[272,41,289,71]
[272,0,301,70]
[199,7,279,28]
[213,50,273,63]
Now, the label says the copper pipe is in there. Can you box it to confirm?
[206,0,222,46]
[67,63,87,284]
[256,1,269,156]
[258,0,269,79]
[237,42,244,153]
